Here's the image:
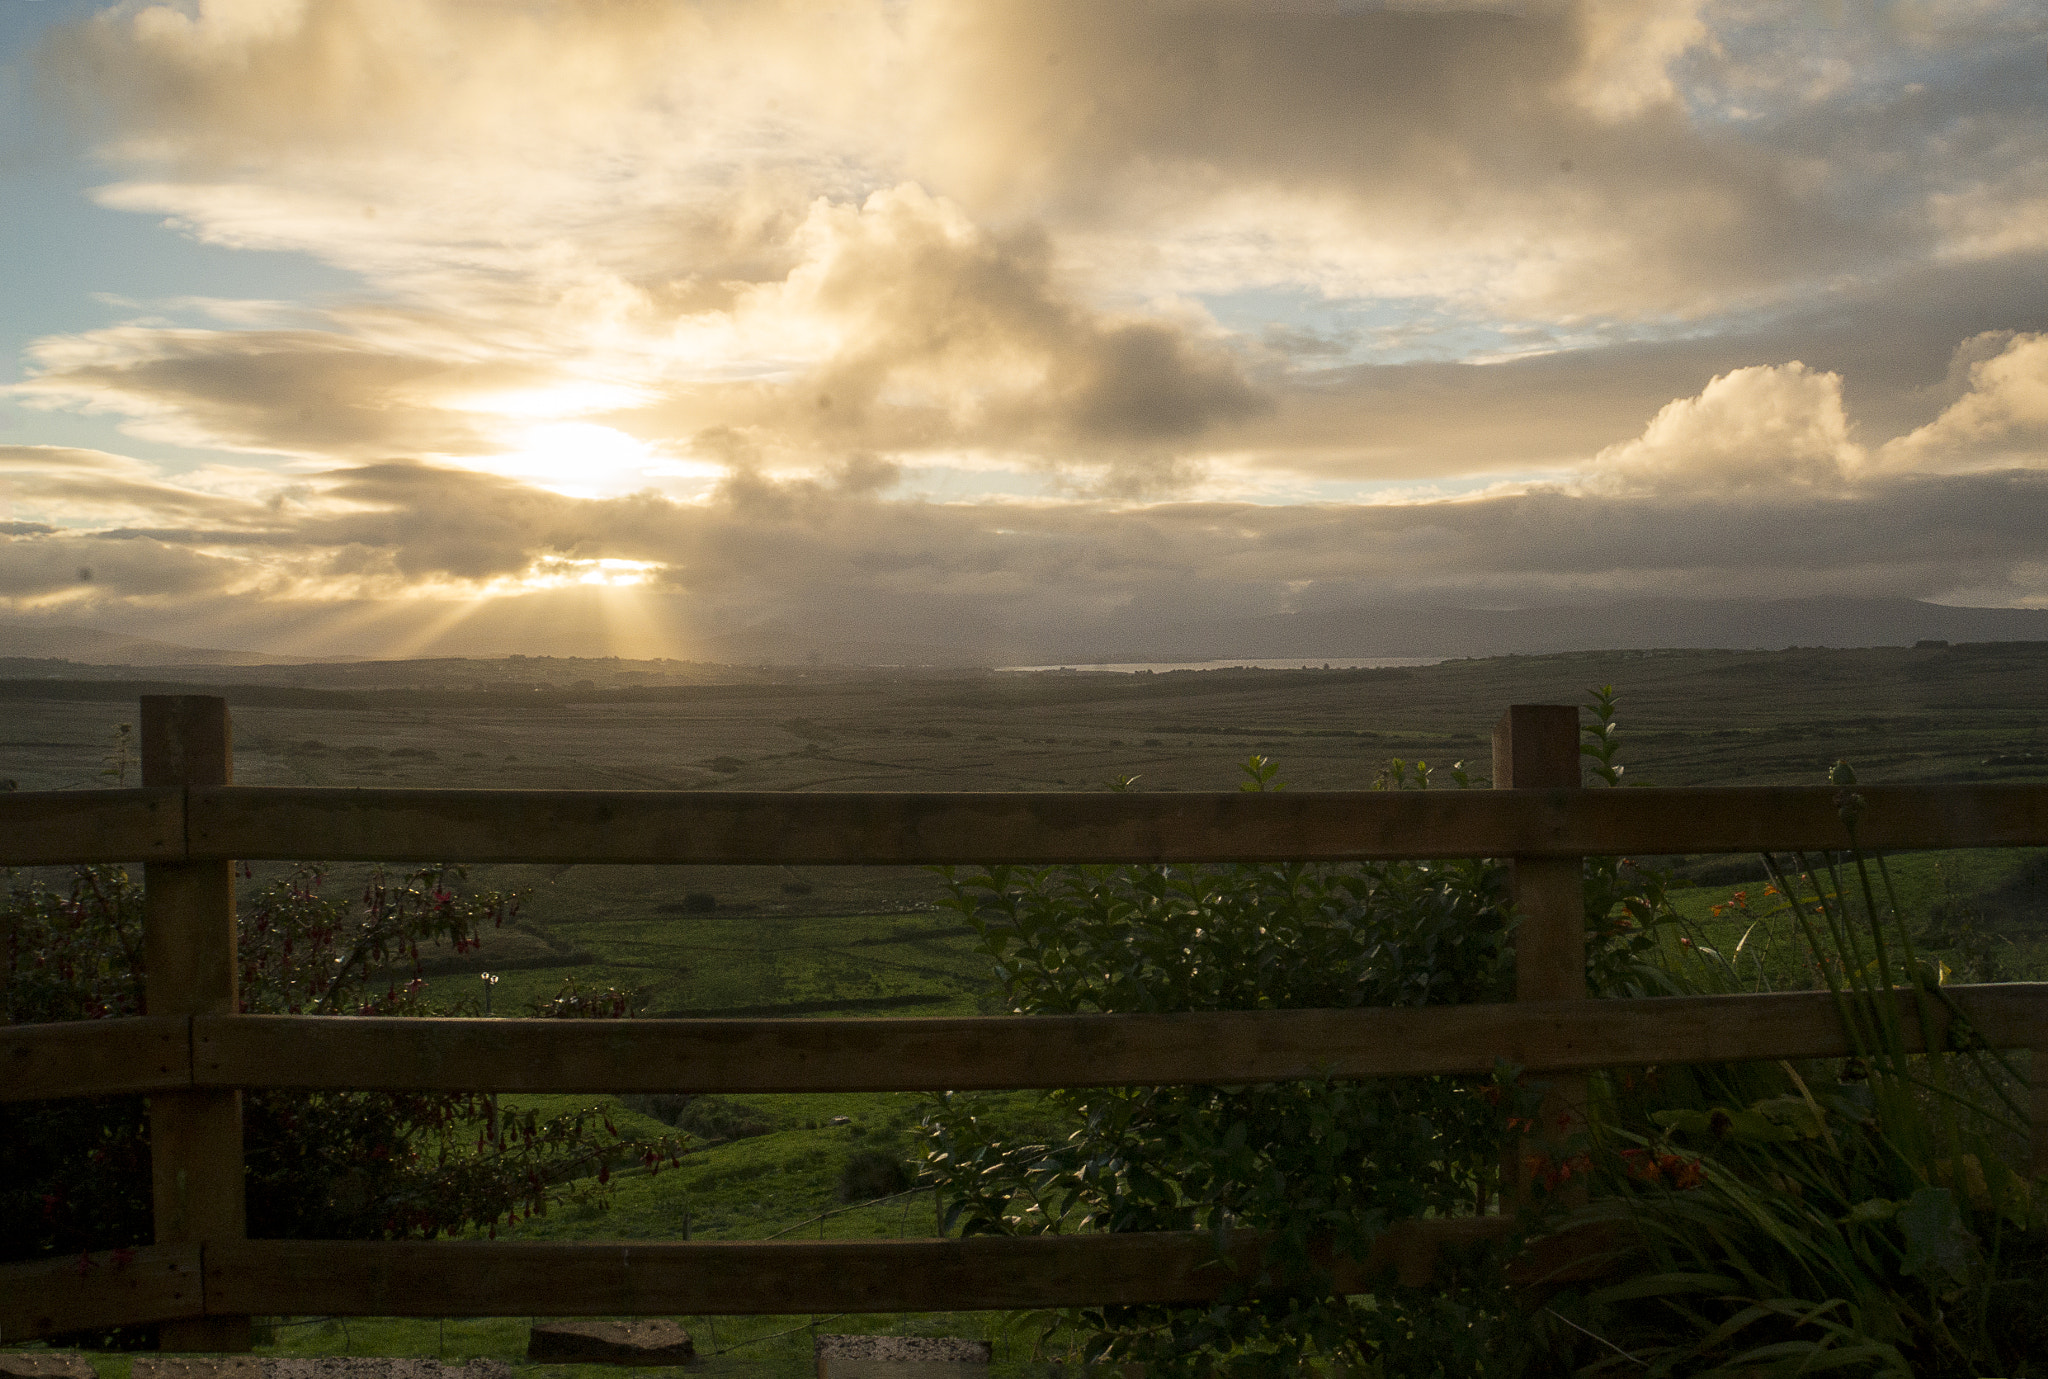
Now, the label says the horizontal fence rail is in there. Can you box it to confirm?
[2,1244,206,1339]
[3,1015,190,1099]
[1,786,184,865]
[9,1219,1621,1337]
[6,987,2045,1101]
[7,695,2048,1348]
[5,781,2048,867]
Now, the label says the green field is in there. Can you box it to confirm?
[7,645,2048,1372]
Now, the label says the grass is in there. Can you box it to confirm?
[485,898,991,1020]
[7,650,2048,1372]
[75,1312,1064,1379]
[1661,847,2048,988]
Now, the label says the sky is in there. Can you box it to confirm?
[1,0,2045,662]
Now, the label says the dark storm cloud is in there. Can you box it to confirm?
[914,0,1978,318]
[0,529,244,600]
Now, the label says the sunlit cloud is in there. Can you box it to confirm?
[3,0,2046,657]
[455,423,670,499]
[511,557,665,593]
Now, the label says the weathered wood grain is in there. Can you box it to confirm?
[141,695,251,1354]
[9,1223,1635,1330]
[0,788,183,865]
[0,1244,204,1341]
[1495,705,1587,1210]
[185,986,2048,1094]
[204,1224,1515,1316]
[2034,1045,2048,1180]
[6,783,2045,869]
[179,783,2048,864]
[0,1016,191,1102]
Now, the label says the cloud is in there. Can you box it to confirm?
[1876,332,2048,474]
[0,528,252,606]
[8,0,2048,655]
[15,184,1268,494]
[10,326,557,459]
[6,449,2047,659]
[768,187,1267,468]
[0,444,269,525]
[1583,362,1866,493]
[18,0,2046,494]
[1571,330,2048,498]
[904,0,2021,321]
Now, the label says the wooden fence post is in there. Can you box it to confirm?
[1493,704,1586,1210]
[142,695,250,1352]
[2034,1045,2047,1182]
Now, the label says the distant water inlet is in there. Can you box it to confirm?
[997,656,1443,673]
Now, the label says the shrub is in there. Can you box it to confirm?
[914,693,1705,1377]
[838,1147,913,1202]
[618,1093,772,1145]
[1,860,684,1337]
[917,712,1681,1379]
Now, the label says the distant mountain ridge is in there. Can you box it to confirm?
[0,622,308,666]
[1069,598,2048,664]
[4,598,2044,673]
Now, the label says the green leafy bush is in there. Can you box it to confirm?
[838,1147,914,1202]
[2,862,683,1312]
[918,720,1681,1378]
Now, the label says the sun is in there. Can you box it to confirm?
[487,422,660,496]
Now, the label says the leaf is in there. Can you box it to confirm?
[1586,1270,1738,1304]
[1840,1197,1899,1225]
[1748,1095,1826,1139]
[1896,1186,1976,1287]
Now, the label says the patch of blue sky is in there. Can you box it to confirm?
[1228,472,1565,508]
[1671,1,2038,131]
[2,1,357,466]
[1196,285,1601,367]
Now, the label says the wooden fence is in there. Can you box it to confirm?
[3,695,2046,1351]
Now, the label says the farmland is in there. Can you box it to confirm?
[6,641,2048,1374]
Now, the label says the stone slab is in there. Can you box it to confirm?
[131,1361,509,1379]
[813,1337,989,1379]
[132,1359,263,1379]
[527,1321,695,1367]
[267,1362,509,1379]
[0,1355,98,1379]
[812,1339,988,1365]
